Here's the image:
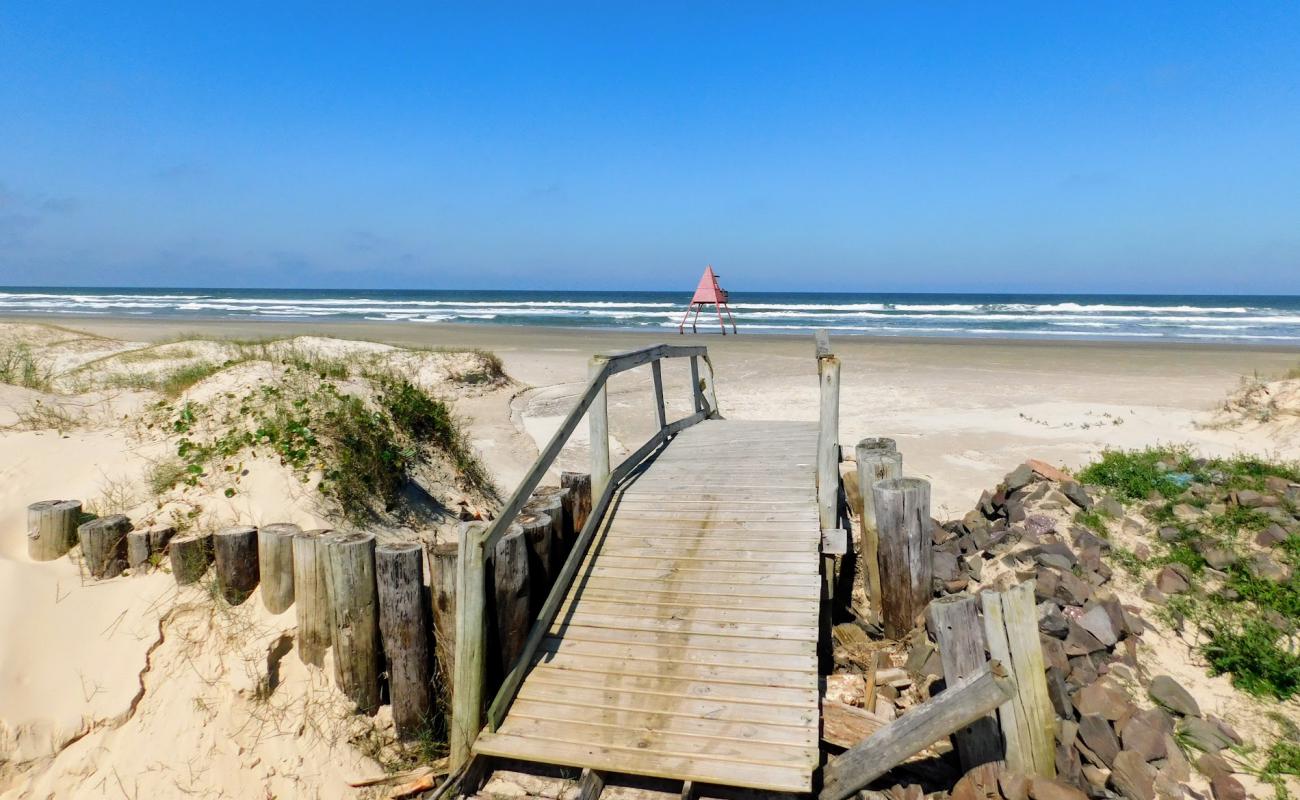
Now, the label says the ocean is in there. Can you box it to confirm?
[2,287,1299,344]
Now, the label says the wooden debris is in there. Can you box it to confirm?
[27,499,81,561]
[820,660,1016,800]
[822,698,889,748]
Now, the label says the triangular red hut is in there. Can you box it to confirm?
[678,265,738,334]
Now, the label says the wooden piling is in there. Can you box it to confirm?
[78,514,132,579]
[377,542,434,740]
[168,533,212,585]
[324,532,382,714]
[293,528,333,667]
[213,525,260,605]
[428,540,459,705]
[926,594,1003,775]
[527,486,569,573]
[516,510,554,613]
[451,521,488,769]
[146,524,176,554]
[856,438,901,623]
[982,580,1056,778]
[126,530,152,572]
[561,472,592,540]
[257,523,299,614]
[816,332,842,608]
[26,499,81,561]
[873,477,933,638]
[488,523,530,680]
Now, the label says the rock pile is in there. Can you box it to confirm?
[839,460,1264,800]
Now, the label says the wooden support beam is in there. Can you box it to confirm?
[377,542,434,740]
[169,533,211,586]
[927,595,1004,774]
[213,525,260,605]
[873,477,932,639]
[324,532,382,714]
[450,522,488,770]
[820,660,1016,800]
[578,768,606,800]
[821,528,848,556]
[981,581,1056,778]
[589,356,611,496]
[855,438,900,624]
[126,530,151,572]
[651,358,667,429]
[258,523,299,614]
[27,499,81,561]
[427,540,458,718]
[488,523,530,681]
[292,528,333,667]
[79,514,132,579]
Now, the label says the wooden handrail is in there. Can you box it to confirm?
[449,343,719,767]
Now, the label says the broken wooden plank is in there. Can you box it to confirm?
[820,660,1016,800]
[821,699,889,748]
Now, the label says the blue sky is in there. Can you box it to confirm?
[1,3,1298,293]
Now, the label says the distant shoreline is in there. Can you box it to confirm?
[2,287,1299,345]
[6,314,1300,358]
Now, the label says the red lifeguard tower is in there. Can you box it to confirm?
[678,265,738,335]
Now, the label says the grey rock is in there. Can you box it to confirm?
[1078,713,1121,766]
[1110,750,1156,800]
[1158,526,1181,542]
[1063,481,1094,510]
[1178,717,1234,752]
[1077,604,1120,647]
[1038,601,1070,638]
[1257,523,1289,547]
[1025,514,1057,537]
[1121,709,1172,761]
[1098,496,1125,518]
[1155,566,1190,595]
[1005,463,1034,492]
[1250,552,1293,582]
[1073,678,1131,720]
[1148,675,1201,717]
[1193,540,1237,570]
[1172,504,1202,523]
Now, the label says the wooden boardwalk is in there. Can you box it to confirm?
[474,419,823,792]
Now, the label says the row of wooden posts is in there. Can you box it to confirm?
[813,334,1056,799]
[26,473,594,740]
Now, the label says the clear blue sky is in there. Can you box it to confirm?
[1,2,1298,293]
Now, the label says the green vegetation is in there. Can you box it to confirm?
[0,342,51,389]
[1073,508,1110,537]
[1203,619,1300,700]
[161,363,494,521]
[1080,445,1300,702]
[1079,446,1300,501]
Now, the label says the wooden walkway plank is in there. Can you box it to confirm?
[474,419,822,792]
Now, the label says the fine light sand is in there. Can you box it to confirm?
[1,316,1297,797]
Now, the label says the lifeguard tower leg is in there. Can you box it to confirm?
[715,304,727,335]
[724,304,738,334]
[678,305,693,335]
[692,305,702,333]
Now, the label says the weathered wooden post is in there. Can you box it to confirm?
[213,525,260,605]
[873,477,933,638]
[816,331,841,603]
[489,523,531,680]
[377,542,433,740]
[126,530,152,572]
[324,532,382,714]
[981,581,1056,778]
[561,471,592,538]
[689,355,705,413]
[146,524,176,555]
[856,438,901,623]
[650,358,667,429]
[528,486,569,574]
[78,514,132,579]
[517,510,554,613]
[588,357,610,496]
[293,528,333,667]
[27,499,81,561]
[428,540,459,712]
[927,595,1003,777]
[258,523,299,614]
[169,533,212,585]
[450,521,488,770]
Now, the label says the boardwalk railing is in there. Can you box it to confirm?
[450,343,721,767]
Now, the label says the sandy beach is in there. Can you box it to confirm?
[26,315,1300,514]
[2,317,1298,798]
